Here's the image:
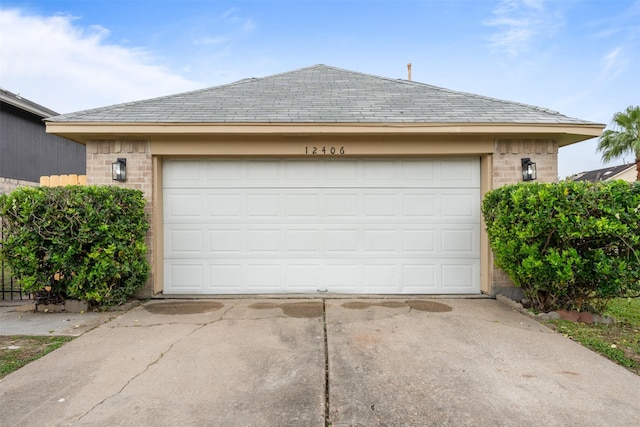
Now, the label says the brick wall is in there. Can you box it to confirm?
[86,140,155,297]
[0,177,39,195]
[493,139,558,186]
[489,138,558,298]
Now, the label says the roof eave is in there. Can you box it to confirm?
[46,121,604,146]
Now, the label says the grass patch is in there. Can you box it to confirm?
[546,298,640,375]
[0,336,74,379]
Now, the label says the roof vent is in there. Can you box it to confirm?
[407,63,412,81]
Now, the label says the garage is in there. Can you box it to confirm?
[163,157,480,294]
[45,64,603,297]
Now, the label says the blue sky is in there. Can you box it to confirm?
[1,0,639,178]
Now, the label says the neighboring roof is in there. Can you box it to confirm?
[47,64,599,126]
[0,87,59,118]
[570,163,637,182]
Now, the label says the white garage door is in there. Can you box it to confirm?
[163,158,480,294]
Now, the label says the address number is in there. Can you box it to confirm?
[305,146,345,155]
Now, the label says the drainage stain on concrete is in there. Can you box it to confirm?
[144,301,224,315]
[342,300,452,313]
[248,301,324,318]
[406,300,452,312]
[342,301,406,310]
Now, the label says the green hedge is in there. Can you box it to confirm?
[482,181,640,312]
[0,186,150,306]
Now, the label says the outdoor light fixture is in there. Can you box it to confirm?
[521,158,537,182]
[112,158,127,182]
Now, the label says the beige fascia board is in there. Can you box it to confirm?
[46,122,604,145]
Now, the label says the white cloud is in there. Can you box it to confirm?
[485,0,561,56]
[0,8,200,114]
[220,7,256,33]
[191,8,256,49]
[601,47,626,79]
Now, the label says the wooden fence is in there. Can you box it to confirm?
[40,174,87,187]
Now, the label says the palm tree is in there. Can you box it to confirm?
[597,105,640,181]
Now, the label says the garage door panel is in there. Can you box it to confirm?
[285,265,320,289]
[364,264,399,290]
[442,192,478,219]
[403,230,436,253]
[246,194,280,217]
[246,160,280,183]
[402,194,436,217]
[403,264,437,291]
[209,264,243,292]
[210,230,243,253]
[207,194,242,217]
[441,261,480,289]
[286,230,321,253]
[326,230,359,253]
[325,264,360,291]
[206,161,241,183]
[165,160,204,185]
[325,193,358,217]
[165,262,205,292]
[285,161,319,182]
[164,224,209,257]
[441,227,480,256]
[164,158,480,294]
[364,230,396,253]
[167,229,204,254]
[247,264,282,290]
[364,194,397,217]
[165,192,204,219]
[247,230,281,253]
[440,159,478,183]
[363,161,396,182]
[286,194,319,217]
[324,161,359,183]
[402,161,435,182]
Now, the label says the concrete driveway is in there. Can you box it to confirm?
[1,298,638,426]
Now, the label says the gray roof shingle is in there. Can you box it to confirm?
[47,64,597,125]
[571,164,636,182]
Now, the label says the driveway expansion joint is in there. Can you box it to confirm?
[322,298,330,426]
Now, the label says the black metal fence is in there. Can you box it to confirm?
[1,217,30,300]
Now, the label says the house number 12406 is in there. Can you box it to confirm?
[305,146,345,155]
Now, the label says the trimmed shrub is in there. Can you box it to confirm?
[0,186,149,306]
[482,181,640,312]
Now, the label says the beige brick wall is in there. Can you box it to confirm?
[489,139,558,297]
[492,139,558,186]
[0,177,39,195]
[86,140,155,297]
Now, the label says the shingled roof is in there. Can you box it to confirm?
[570,163,637,182]
[47,65,597,125]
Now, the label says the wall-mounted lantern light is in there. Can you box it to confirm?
[521,158,537,182]
[112,158,127,182]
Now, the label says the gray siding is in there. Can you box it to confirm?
[0,103,85,182]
